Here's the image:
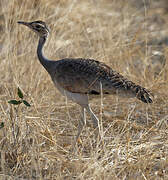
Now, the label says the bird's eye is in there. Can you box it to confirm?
[35,24,41,29]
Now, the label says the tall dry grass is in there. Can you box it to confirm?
[0,0,168,179]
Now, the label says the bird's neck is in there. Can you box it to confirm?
[37,36,53,74]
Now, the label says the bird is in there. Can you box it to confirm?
[17,20,153,147]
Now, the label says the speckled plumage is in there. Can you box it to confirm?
[54,58,152,103]
[18,20,153,149]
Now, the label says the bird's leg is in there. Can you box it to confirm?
[85,104,100,138]
[72,107,86,149]
[85,105,100,129]
[85,105,101,145]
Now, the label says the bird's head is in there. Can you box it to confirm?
[18,20,50,38]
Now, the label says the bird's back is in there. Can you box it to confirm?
[51,58,152,103]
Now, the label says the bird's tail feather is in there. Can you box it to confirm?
[131,84,153,103]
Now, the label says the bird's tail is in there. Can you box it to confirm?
[108,75,153,103]
[131,84,153,103]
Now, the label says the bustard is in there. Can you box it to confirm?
[18,20,153,146]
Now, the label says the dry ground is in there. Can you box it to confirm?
[0,0,168,179]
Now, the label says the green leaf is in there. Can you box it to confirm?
[8,100,22,105]
[23,100,31,107]
[17,87,24,99]
[0,122,4,129]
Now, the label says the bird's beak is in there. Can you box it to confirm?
[17,21,30,27]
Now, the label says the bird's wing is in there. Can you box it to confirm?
[54,58,117,93]
[54,58,152,103]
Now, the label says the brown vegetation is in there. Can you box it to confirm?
[0,0,168,179]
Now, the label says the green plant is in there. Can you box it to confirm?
[8,87,31,107]
[0,122,4,129]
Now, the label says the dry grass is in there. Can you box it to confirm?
[0,0,168,179]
